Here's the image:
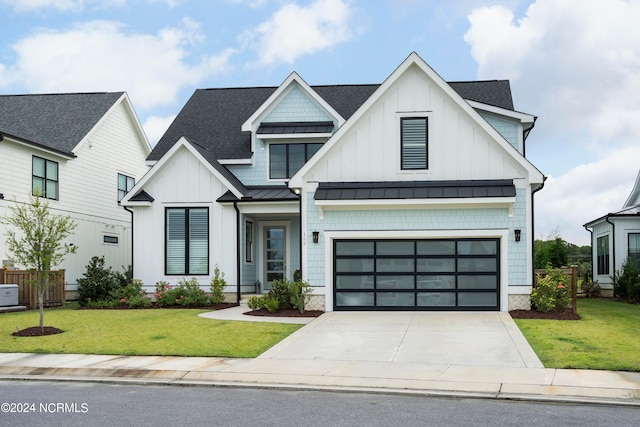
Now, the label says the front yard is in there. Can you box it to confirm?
[0,303,302,358]
[514,298,640,371]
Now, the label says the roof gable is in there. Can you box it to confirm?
[289,52,544,188]
[121,136,245,205]
[0,92,125,156]
[623,169,640,208]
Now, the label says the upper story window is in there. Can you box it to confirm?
[118,173,135,202]
[269,143,322,179]
[597,235,610,275]
[32,156,59,200]
[401,117,428,170]
[165,207,209,275]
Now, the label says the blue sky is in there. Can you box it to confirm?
[2,0,639,246]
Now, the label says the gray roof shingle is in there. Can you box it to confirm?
[149,80,513,163]
[0,92,124,156]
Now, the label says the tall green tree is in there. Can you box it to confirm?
[1,194,77,332]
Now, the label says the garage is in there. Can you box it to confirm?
[333,238,500,311]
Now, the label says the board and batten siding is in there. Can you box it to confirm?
[302,64,527,184]
[131,146,238,290]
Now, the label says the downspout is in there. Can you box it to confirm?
[522,116,537,157]
[123,206,134,274]
[583,224,593,282]
[234,201,241,304]
[605,215,615,278]
[531,177,547,286]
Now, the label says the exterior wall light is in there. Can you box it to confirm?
[514,229,521,242]
[312,231,319,244]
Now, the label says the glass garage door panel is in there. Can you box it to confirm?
[333,238,500,311]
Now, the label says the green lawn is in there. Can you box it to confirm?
[514,298,640,371]
[0,303,302,358]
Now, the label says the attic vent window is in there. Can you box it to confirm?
[401,117,428,170]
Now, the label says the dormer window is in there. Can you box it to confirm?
[269,143,322,179]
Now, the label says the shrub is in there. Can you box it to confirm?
[263,296,280,313]
[581,281,601,298]
[77,256,120,306]
[209,265,226,304]
[154,277,209,307]
[531,265,572,312]
[612,257,640,303]
[268,279,294,310]
[111,279,151,308]
[289,280,313,313]
[247,295,265,311]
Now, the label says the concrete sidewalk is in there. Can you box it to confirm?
[1,308,639,406]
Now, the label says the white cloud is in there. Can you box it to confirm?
[243,0,354,66]
[227,0,267,7]
[142,114,176,147]
[464,0,640,244]
[535,146,640,245]
[1,19,235,110]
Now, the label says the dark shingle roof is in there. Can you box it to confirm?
[149,80,514,162]
[448,80,514,110]
[314,180,516,201]
[0,92,124,156]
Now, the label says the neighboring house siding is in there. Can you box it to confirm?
[479,112,520,151]
[0,100,149,286]
[264,86,332,122]
[131,146,237,289]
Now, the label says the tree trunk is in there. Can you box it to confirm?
[38,273,47,334]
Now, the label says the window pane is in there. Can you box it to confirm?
[417,240,455,255]
[335,275,374,289]
[46,180,58,199]
[46,161,58,181]
[269,144,287,179]
[166,209,186,274]
[458,275,497,289]
[307,143,323,159]
[32,177,44,195]
[377,276,414,289]
[458,292,497,307]
[33,157,45,177]
[458,241,497,255]
[288,144,306,177]
[336,258,374,273]
[458,258,497,272]
[417,275,455,289]
[417,258,455,272]
[189,208,208,274]
[335,292,374,307]
[118,174,127,190]
[377,292,414,307]
[377,241,414,255]
[336,241,374,256]
[401,118,427,169]
[417,292,455,307]
[376,258,414,272]
[127,176,135,191]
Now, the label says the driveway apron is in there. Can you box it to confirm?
[259,311,543,368]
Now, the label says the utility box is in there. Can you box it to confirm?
[0,284,19,307]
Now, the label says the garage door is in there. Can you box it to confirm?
[333,239,500,311]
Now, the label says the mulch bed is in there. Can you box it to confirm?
[509,309,581,320]
[13,326,64,337]
[244,308,324,318]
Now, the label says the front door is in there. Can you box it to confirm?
[264,226,286,291]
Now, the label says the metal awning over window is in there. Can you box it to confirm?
[257,121,334,135]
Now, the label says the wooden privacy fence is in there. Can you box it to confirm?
[0,269,66,308]
[534,266,578,314]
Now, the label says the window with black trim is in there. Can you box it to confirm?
[597,235,610,275]
[118,173,135,202]
[32,156,59,199]
[245,220,254,263]
[165,207,209,275]
[629,233,640,267]
[269,143,322,179]
[104,236,119,244]
[401,117,428,170]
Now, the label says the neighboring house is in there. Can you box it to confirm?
[121,52,544,311]
[0,92,151,293]
[584,170,640,294]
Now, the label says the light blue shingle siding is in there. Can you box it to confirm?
[480,112,519,150]
[265,86,332,122]
[305,189,528,288]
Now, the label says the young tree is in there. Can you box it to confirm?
[1,194,77,333]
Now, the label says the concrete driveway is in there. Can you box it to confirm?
[259,311,543,368]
